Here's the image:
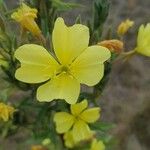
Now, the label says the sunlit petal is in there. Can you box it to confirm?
[136,23,150,56]
[63,131,76,148]
[91,139,105,150]
[52,17,89,65]
[72,120,93,142]
[15,44,59,83]
[53,112,75,133]
[70,99,88,116]
[80,108,100,123]
[71,46,110,86]
[37,73,80,104]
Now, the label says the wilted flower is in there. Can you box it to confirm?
[135,23,150,57]
[14,17,110,104]
[54,99,99,142]
[98,39,123,53]
[0,102,15,122]
[90,139,105,150]
[11,3,41,36]
[117,19,134,36]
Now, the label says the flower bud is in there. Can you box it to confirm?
[98,39,123,53]
[11,3,41,36]
[117,19,134,36]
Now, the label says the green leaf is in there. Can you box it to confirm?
[0,14,5,31]
[38,0,49,36]
[51,0,82,11]
[90,122,116,132]
[0,0,3,6]
[75,15,82,24]
[93,0,110,30]
[0,88,11,102]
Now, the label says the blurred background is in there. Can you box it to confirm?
[1,0,150,150]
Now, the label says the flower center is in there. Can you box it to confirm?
[56,65,70,75]
[60,65,70,72]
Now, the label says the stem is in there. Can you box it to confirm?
[114,50,136,63]
[122,50,136,56]
[37,34,46,47]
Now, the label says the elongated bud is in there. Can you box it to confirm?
[117,19,134,36]
[11,3,41,37]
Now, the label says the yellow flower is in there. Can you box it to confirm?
[98,39,123,53]
[63,130,94,148]
[14,17,110,104]
[135,23,150,57]
[11,3,41,36]
[117,19,134,36]
[90,139,105,150]
[54,100,100,142]
[31,145,46,150]
[0,102,15,122]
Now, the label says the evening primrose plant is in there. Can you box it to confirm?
[0,0,149,150]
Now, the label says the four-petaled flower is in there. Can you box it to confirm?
[135,23,150,57]
[11,3,41,36]
[54,100,100,142]
[14,17,111,104]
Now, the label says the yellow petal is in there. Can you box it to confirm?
[7,105,15,117]
[70,99,88,116]
[1,109,9,121]
[53,112,75,133]
[71,46,110,86]
[72,120,93,142]
[37,73,80,104]
[31,145,45,150]
[63,131,76,148]
[136,24,150,56]
[15,44,59,83]
[0,103,15,122]
[91,139,105,150]
[80,108,100,123]
[52,17,89,65]
[137,25,145,44]
[21,18,41,36]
